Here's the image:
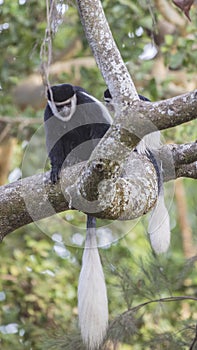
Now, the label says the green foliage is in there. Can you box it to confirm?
[162,24,197,71]
[0,0,197,349]
[103,0,155,61]
[0,2,46,88]
[0,226,80,349]
[1,211,197,349]
[0,2,82,110]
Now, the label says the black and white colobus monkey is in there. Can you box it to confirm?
[104,88,171,255]
[44,83,112,350]
[44,84,112,182]
[44,84,170,350]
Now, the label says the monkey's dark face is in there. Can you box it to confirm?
[47,84,77,122]
[104,89,112,103]
[103,88,116,113]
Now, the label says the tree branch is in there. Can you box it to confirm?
[175,162,197,180]
[0,116,42,125]
[150,91,197,130]
[0,152,158,240]
[107,90,197,147]
[76,0,196,208]
[0,117,42,139]
[157,141,197,181]
[69,91,196,206]
[167,141,197,166]
[1,0,196,242]
[0,142,196,240]
[0,163,82,241]
[155,0,186,29]
[76,0,194,183]
[77,0,138,100]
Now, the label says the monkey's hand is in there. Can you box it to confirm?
[50,166,60,183]
[48,143,65,184]
[49,157,63,183]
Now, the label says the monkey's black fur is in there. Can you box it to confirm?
[104,88,150,102]
[44,84,111,183]
[44,84,167,347]
[45,84,151,183]
[104,88,162,194]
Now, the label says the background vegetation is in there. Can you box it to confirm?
[0,0,196,349]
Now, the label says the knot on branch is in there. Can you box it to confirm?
[78,158,120,202]
[65,152,158,220]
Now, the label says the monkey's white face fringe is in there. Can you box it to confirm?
[148,193,171,254]
[48,94,77,122]
[78,227,108,350]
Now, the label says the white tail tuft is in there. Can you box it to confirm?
[148,193,171,254]
[78,218,108,350]
[136,132,161,154]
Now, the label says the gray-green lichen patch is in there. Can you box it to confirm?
[67,152,158,220]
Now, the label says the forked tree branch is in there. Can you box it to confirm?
[0,0,196,240]
[70,92,196,207]
[0,142,196,240]
[157,141,197,181]
[77,0,138,100]
[73,0,197,212]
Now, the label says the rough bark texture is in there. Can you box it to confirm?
[73,92,196,201]
[175,162,197,179]
[0,141,196,240]
[149,91,197,129]
[77,0,138,100]
[167,141,197,166]
[0,171,68,241]
[0,0,196,242]
[156,142,197,181]
[0,153,158,240]
[76,0,196,213]
[0,162,84,241]
[66,152,158,220]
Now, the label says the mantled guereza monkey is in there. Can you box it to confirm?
[104,88,171,255]
[44,84,170,350]
[44,83,112,350]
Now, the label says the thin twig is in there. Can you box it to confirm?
[130,295,197,313]
[0,116,42,124]
[108,295,197,337]
[109,295,197,327]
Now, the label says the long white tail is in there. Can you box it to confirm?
[138,135,171,255]
[148,192,171,254]
[78,216,108,350]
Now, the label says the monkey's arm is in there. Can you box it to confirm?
[48,141,65,183]
[44,106,68,183]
